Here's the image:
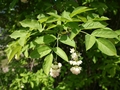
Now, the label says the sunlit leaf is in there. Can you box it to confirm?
[92,29,117,38]
[85,34,96,50]
[46,24,57,30]
[70,7,92,17]
[35,35,56,44]
[53,47,68,62]
[10,30,28,39]
[20,19,43,32]
[30,45,51,58]
[60,35,76,47]
[47,12,60,18]
[61,11,72,21]
[96,38,117,56]
[43,53,53,75]
[37,45,52,58]
[82,21,107,29]
[5,42,22,62]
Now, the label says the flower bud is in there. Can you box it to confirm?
[69,60,73,65]
[58,63,62,68]
[70,48,75,53]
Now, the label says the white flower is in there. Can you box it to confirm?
[71,52,78,60]
[72,61,77,65]
[70,48,75,53]
[50,63,62,78]
[69,60,82,65]
[2,66,9,73]
[50,68,56,73]
[69,60,73,65]
[77,60,82,65]
[50,71,59,78]
[50,68,60,73]
[58,63,62,68]
[70,66,82,75]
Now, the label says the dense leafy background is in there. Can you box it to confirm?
[0,0,120,90]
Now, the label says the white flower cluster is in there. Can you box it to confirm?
[50,63,62,78]
[70,66,82,75]
[69,48,82,75]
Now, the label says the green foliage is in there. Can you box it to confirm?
[1,0,120,90]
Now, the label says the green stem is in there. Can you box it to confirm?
[80,31,89,35]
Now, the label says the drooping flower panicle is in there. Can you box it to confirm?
[50,62,62,78]
[69,48,82,75]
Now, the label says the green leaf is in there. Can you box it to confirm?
[87,13,109,21]
[60,35,76,47]
[35,35,56,44]
[53,47,68,62]
[92,29,117,38]
[61,11,72,21]
[82,21,107,29]
[30,45,51,59]
[92,56,97,64]
[9,0,18,9]
[5,42,22,62]
[30,82,34,88]
[115,30,120,35]
[66,22,82,39]
[70,7,92,17]
[30,49,40,59]
[109,67,116,77]
[93,16,109,21]
[77,16,87,22]
[115,30,120,41]
[24,49,28,58]
[38,17,49,23]
[85,34,96,50]
[47,12,60,18]
[37,14,49,23]
[18,33,30,46]
[46,17,58,23]
[46,24,57,30]
[43,53,53,75]
[10,30,28,39]
[96,38,117,56]
[37,45,51,58]
[20,19,43,32]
